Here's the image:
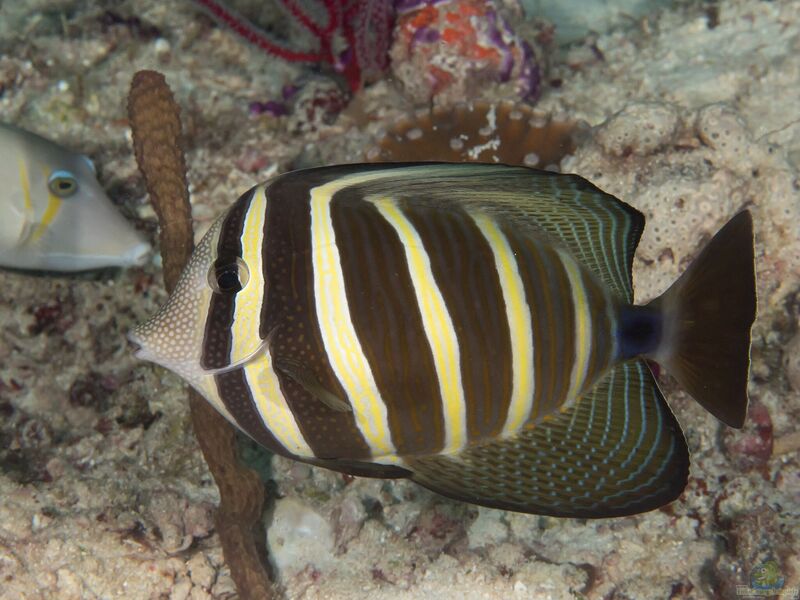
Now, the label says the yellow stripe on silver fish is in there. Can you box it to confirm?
[374,197,467,455]
[309,178,396,457]
[31,168,63,243]
[472,213,536,435]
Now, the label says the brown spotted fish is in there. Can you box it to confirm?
[130,163,756,518]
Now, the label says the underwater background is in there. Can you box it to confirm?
[0,0,798,598]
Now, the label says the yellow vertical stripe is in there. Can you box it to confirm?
[231,186,312,456]
[244,354,314,456]
[31,195,61,242]
[472,214,535,435]
[559,250,593,403]
[230,186,268,363]
[195,219,237,423]
[309,180,395,458]
[196,376,237,425]
[375,197,467,455]
[19,159,32,212]
[31,168,62,243]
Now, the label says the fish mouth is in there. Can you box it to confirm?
[126,330,147,359]
[124,241,152,266]
[126,328,270,375]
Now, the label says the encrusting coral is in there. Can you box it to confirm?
[366,100,582,168]
[390,0,543,105]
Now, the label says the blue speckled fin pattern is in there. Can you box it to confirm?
[472,170,645,303]
[345,163,644,302]
[406,359,689,518]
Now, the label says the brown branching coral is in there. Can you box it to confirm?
[127,70,276,600]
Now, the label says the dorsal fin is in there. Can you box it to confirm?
[405,360,689,518]
[477,169,645,302]
[300,163,644,302]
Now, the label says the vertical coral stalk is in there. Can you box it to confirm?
[128,70,276,600]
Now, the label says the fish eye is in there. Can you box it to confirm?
[208,257,250,294]
[48,171,79,198]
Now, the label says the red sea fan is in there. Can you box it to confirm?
[192,0,395,92]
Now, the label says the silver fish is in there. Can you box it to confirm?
[0,123,151,271]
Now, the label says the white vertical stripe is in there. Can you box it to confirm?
[309,179,396,458]
[195,376,237,424]
[230,186,268,364]
[229,186,312,456]
[243,353,314,456]
[472,214,536,435]
[374,197,467,455]
[559,250,593,403]
[195,219,237,423]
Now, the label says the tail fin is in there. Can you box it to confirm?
[648,211,756,428]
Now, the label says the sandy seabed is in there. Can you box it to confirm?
[1,0,799,598]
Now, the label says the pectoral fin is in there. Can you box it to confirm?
[273,356,352,413]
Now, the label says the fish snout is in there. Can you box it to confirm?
[124,240,152,267]
[126,330,146,359]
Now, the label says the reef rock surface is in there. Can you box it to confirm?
[1,0,798,598]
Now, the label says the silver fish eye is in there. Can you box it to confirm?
[48,170,79,198]
[208,257,250,294]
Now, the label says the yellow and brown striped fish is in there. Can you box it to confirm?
[130,163,756,518]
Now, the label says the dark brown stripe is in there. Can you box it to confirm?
[402,203,514,443]
[504,230,576,418]
[201,189,254,370]
[542,246,577,415]
[259,173,372,460]
[215,368,292,457]
[331,190,446,455]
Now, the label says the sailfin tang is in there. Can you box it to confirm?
[405,360,689,518]
[648,210,756,428]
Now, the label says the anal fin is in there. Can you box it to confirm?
[405,360,689,518]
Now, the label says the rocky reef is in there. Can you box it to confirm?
[0,0,798,598]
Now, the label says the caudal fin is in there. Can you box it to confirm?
[648,211,756,428]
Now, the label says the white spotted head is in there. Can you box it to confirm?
[129,187,269,387]
[128,216,224,386]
